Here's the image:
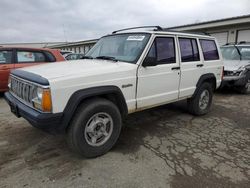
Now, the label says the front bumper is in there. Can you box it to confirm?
[4,92,63,134]
[221,74,248,88]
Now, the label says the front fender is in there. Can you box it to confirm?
[60,85,128,131]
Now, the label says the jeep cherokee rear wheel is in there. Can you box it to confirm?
[67,98,122,158]
[187,82,213,115]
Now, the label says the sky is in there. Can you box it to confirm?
[0,0,250,43]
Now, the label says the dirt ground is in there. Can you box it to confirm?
[0,91,249,188]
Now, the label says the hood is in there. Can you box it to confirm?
[223,60,250,71]
[18,59,137,81]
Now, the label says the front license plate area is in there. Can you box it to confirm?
[10,102,20,117]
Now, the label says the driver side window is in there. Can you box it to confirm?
[146,37,176,65]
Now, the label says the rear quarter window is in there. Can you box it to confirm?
[17,51,46,63]
[17,50,56,63]
[199,39,219,61]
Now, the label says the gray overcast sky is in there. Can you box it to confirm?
[0,0,250,43]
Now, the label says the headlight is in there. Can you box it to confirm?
[37,87,43,100]
[32,87,52,112]
[8,77,11,88]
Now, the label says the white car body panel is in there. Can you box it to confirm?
[177,37,204,98]
[20,60,138,113]
[137,64,180,108]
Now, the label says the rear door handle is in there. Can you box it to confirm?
[171,67,180,70]
[197,64,204,67]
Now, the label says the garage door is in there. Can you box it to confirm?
[209,32,228,46]
[237,29,250,42]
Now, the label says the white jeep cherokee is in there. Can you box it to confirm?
[5,26,223,157]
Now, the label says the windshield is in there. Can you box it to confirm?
[86,33,151,63]
[221,46,250,60]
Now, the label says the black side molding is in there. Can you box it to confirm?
[193,73,217,97]
[11,69,49,86]
[196,73,216,87]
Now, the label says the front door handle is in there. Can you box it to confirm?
[197,64,204,67]
[171,67,180,70]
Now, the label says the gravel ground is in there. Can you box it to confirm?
[0,91,249,188]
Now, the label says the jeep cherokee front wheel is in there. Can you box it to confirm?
[67,98,122,158]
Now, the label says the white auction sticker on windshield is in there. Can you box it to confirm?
[127,35,145,41]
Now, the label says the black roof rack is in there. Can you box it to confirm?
[163,29,210,36]
[112,26,163,34]
[237,41,250,44]
[223,41,250,46]
[111,26,211,36]
[223,42,237,46]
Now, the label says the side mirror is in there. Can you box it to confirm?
[142,56,157,67]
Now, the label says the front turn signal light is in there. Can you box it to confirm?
[42,89,52,112]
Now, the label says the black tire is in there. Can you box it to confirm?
[67,98,122,158]
[238,86,250,94]
[238,80,250,94]
[187,82,213,116]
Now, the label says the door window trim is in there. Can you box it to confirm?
[141,35,178,66]
[178,37,200,63]
[199,39,220,61]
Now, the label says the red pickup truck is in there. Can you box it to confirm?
[0,47,65,92]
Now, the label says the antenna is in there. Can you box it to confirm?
[63,24,68,43]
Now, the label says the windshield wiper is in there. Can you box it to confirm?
[80,56,93,59]
[95,56,118,62]
[234,45,242,60]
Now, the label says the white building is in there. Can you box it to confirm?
[167,14,250,46]
[48,39,98,54]
[0,42,65,48]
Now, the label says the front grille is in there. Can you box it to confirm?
[9,75,37,105]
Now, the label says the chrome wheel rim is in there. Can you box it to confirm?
[199,90,210,110]
[84,112,113,147]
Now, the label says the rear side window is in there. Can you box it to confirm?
[147,37,176,64]
[200,39,219,61]
[179,38,200,62]
[17,51,47,63]
[0,50,12,64]
[66,54,78,60]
